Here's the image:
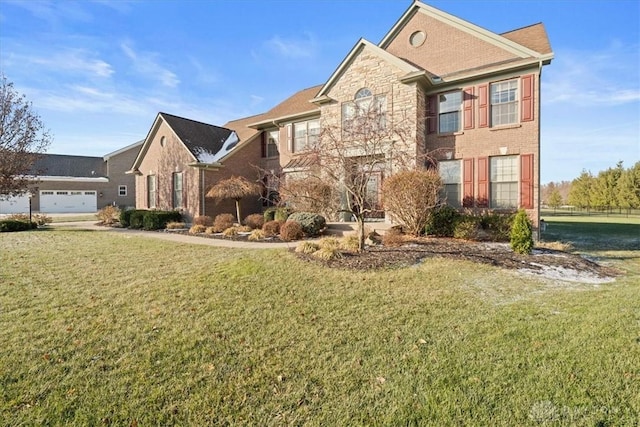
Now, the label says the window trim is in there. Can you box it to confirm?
[263,129,280,158]
[489,155,519,209]
[438,159,462,207]
[118,185,127,197]
[292,119,320,153]
[172,172,184,209]
[437,90,462,134]
[342,91,387,137]
[490,79,519,127]
[147,175,157,209]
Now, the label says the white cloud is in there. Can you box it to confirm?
[121,42,180,88]
[4,48,114,78]
[544,42,640,107]
[264,33,317,59]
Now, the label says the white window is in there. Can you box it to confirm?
[41,191,54,195]
[342,89,387,136]
[57,191,68,195]
[490,156,518,208]
[118,185,127,196]
[293,119,320,152]
[147,175,157,208]
[438,91,462,134]
[264,130,279,158]
[85,191,96,195]
[439,160,462,207]
[172,172,183,209]
[490,80,518,126]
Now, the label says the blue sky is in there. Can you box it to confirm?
[0,0,638,183]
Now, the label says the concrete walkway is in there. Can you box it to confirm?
[49,221,298,249]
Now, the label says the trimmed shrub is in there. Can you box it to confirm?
[279,220,303,241]
[425,205,460,237]
[96,205,120,225]
[244,213,264,230]
[287,212,326,237]
[453,216,480,240]
[263,207,277,222]
[6,213,29,222]
[295,241,320,254]
[274,207,292,222]
[248,229,266,241]
[510,210,534,255]
[479,211,514,242]
[189,224,206,234]
[213,213,236,232]
[119,208,137,228]
[142,210,182,230]
[237,225,252,233]
[129,210,146,229]
[382,228,406,247]
[262,220,283,237]
[193,216,213,226]
[0,219,36,232]
[205,226,217,234]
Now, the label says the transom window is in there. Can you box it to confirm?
[439,160,461,207]
[438,91,462,133]
[293,119,320,152]
[490,80,518,126]
[490,155,518,208]
[342,89,387,136]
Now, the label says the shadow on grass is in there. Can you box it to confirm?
[542,221,640,251]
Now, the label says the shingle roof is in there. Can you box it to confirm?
[31,154,106,177]
[501,23,552,55]
[222,85,322,145]
[160,112,236,162]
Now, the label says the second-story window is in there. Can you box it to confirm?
[293,119,320,152]
[491,79,518,126]
[263,130,279,158]
[438,91,462,133]
[342,88,387,137]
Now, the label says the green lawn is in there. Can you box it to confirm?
[541,215,640,252]
[1,227,639,425]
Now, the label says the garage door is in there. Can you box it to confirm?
[40,190,97,213]
[0,194,30,214]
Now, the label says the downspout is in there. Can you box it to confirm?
[201,169,205,217]
[536,60,543,241]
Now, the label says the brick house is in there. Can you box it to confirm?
[0,141,141,214]
[132,0,552,224]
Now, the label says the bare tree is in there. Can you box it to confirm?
[206,175,261,224]
[290,98,416,251]
[0,74,51,197]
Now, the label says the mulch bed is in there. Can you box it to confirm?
[294,237,620,279]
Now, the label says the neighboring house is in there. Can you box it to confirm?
[133,0,553,225]
[0,141,142,214]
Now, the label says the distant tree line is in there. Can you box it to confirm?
[542,161,640,210]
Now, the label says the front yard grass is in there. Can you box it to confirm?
[1,228,639,425]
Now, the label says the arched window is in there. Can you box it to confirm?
[355,88,372,99]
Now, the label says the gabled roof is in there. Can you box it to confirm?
[379,0,553,68]
[103,140,143,160]
[501,23,553,56]
[160,112,237,163]
[313,38,425,100]
[131,113,238,171]
[31,154,106,178]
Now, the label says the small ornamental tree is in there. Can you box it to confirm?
[510,209,534,255]
[382,169,442,236]
[206,176,260,224]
